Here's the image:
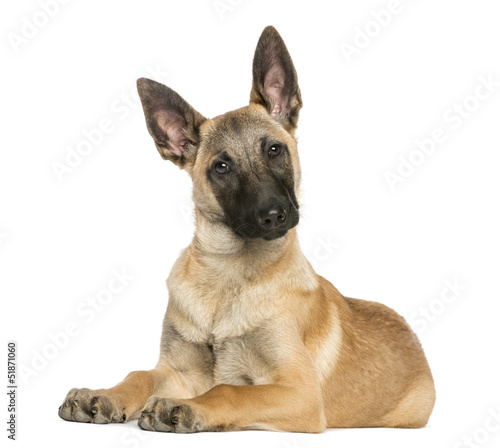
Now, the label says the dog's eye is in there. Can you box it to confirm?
[269,144,282,157]
[214,162,230,174]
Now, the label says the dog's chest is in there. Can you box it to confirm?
[167,252,284,385]
[208,331,276,387]
[168,280,279,385]
[171,273,277,342]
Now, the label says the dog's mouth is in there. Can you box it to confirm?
[236,226,287,241]
[261,227,291,241]
[230,208,299,241]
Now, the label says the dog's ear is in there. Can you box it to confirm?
[250,26,302,131]
[137,78,206,168]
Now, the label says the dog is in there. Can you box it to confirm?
[58,26,435,433]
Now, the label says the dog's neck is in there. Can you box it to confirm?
[189,207,309,282]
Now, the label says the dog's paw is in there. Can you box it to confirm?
[58,388,126,424]
[138,396,204,433]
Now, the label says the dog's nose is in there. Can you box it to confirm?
[257,204,287,230]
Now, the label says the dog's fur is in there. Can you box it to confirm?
[59,26,435,433]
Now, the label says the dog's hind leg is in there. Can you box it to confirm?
[376,376,436,428]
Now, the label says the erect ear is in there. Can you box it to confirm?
[137,78,206,167]
[250,26,302,132]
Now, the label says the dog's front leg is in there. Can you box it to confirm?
[58,362,209,424]
[58,369,160,423]
[138,380,326,433]
[139,326,326,435]
[59,315,215,424]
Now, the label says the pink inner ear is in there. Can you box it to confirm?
[264,64,287,117]
[154,110,187,157]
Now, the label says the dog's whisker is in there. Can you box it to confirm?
[285,187,299,212]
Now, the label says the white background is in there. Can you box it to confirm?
[1,1,500,447]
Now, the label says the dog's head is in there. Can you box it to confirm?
[137,26,302,241]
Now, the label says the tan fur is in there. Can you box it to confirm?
[59,26,435,433]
